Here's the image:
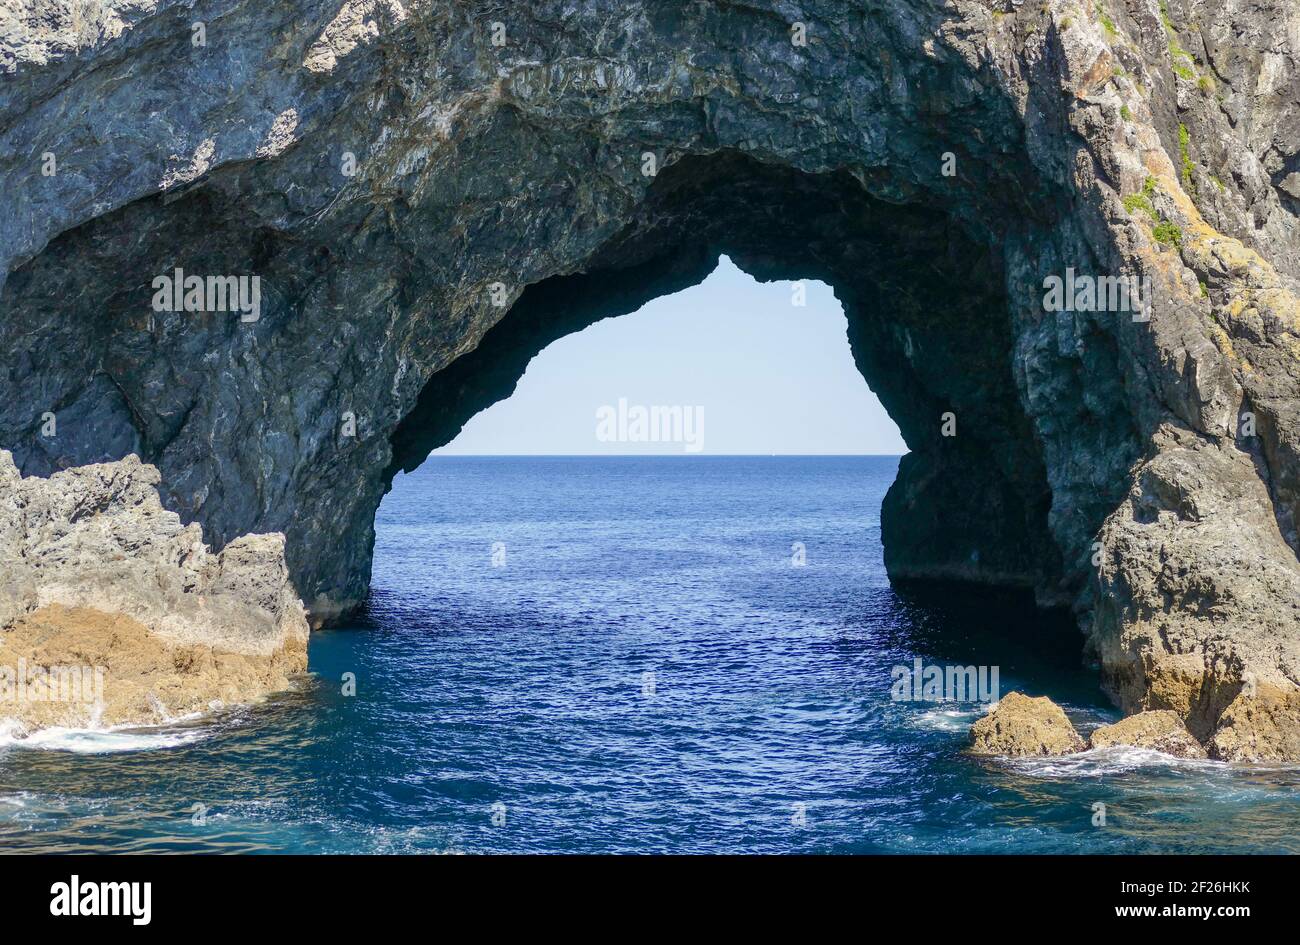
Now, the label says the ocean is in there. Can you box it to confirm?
[2,456,1298,853]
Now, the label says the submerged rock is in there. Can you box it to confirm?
[0,451,307,734]
[969,692,1085,757]
[1087,710,1206,759]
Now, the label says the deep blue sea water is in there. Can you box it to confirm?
[2,456,1299,853]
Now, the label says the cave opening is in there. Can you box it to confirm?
[367,242,1085,695]
[429,255,904,458]
[380,152,1070,624]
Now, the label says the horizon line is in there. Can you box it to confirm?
[425,452,907,458]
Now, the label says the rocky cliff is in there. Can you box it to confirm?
[2,1,1299,756]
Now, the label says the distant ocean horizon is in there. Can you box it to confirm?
[431,457,909,460]
[3,456,1298,853]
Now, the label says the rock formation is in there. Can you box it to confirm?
[1087,709,1205,758]
[0,451,307,733]
[1209,684,1300,762]
[972,698,1207,759]
[970,692,1086,756]
[2,2,1299,755]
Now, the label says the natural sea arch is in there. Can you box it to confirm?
[384,154,1101,623]
[7,1,1300,756]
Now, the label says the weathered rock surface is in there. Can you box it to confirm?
[0,451,307,732]
[1087,709,1206,758]
[0,604,305,734]
[970,692,1085,756]
[3,2,1300,754]
[1208,683,1300,763]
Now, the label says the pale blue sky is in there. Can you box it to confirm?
[436,256,906,455]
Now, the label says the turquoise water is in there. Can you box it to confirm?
[2,456,1298,853]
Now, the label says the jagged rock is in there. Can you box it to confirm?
[969,692,1085,757]
[0,451,307,732]
[3,2,1300,754]
[1087,710,1206,758]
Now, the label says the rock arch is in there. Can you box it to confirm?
[386,152,1082,610]
[3,0,1300,756]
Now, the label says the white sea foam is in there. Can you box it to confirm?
[1006,745,1227,778]
[913,705,988,732]
[0,719,207,754]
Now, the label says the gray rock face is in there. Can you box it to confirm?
[2,2,1299,754]
[0,450,307,658]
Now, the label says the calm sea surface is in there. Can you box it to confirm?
[2,456,1298,853]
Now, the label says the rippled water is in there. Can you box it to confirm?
[2,456,1298,854]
